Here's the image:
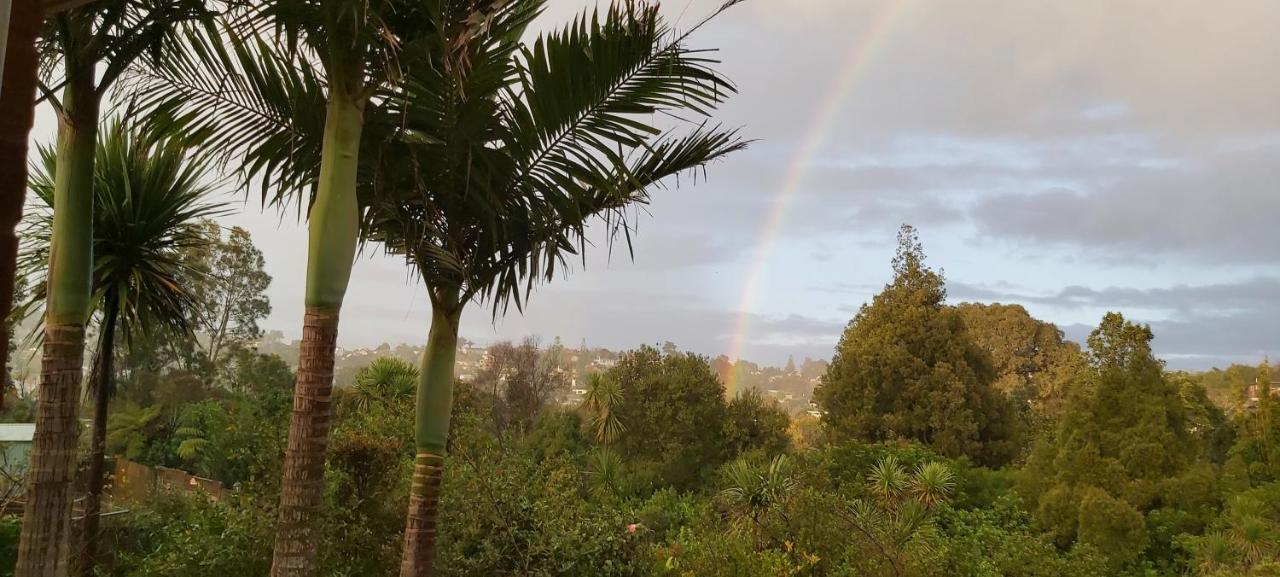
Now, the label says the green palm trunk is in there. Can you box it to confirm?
[16,52,98,577]
[271,91,364,577]
[399,296,461,577]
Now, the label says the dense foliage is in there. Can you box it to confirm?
[3,215,1278,577]
[815,226,1021,466]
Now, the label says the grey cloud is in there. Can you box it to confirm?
[970,144,1280,264]
[186,0,1280,370]
[846,196,966,228]
[950,278,1280,315]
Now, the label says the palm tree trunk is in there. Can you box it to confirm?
[16,49,98,577]
[79,291,117,577]
[399,302,461,577]
[0,0,42,408]
[271,92,364,577]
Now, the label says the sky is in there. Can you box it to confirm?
[27,0,1280,369]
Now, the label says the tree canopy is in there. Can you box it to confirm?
[1021,312,1208,568]
[815,225,1020,466]
[954,302,1084,415]
[606,345,729,489]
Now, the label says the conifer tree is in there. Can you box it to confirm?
[815,225,1018,466]
[1020,312,1202,566]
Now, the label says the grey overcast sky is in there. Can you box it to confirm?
[28,0,1280,369]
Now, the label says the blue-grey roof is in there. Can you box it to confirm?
[0,424,37,443]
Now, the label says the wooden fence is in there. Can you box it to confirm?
[111,458,227,502]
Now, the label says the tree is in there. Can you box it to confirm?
[1184,486,1280,576]
[136,4,438,573]
[349,357,419,413]
[180,221,271,370]
[582,373,626,447]
[606,346,730,489]
[472,338,566,434]
[720,454,797,550]
[954,302,1084,415]
[815,225,1019,466]
[357,2,745,573]
[219,347,295,398]
[0,0,42,400]
[18,2,210,573]
[1020,312,1202,568]
[19,120,222,575]
[724,389,792,458]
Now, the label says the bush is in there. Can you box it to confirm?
[936,497,1108,577]
[0,515,20,577]
[101,493,271,577]
[436,435,643,577]
[724,390,791,459]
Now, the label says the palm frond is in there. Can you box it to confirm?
[503,1,734,200]
[130,19,330,207]
[361,0,747,319]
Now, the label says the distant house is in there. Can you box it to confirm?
[0,423,37,479]
[1245,377,1280,409]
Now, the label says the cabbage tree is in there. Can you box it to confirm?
[19,120,223,575]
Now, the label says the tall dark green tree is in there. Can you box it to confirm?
[1020,312,1203,567]
[19,120,223,576]
[815,225,1019,466]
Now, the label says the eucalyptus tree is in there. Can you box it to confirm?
[17,1,211,573]
[133,4,433,574]
[362,1,746,573]
[19,120,223,576]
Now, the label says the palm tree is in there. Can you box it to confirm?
[350,357,419,412]
[361,2,746,573]
[18,119,223,576]
[582,373,627,499]
[17,2,211,573]
[134,4,436,573]
[720,454,797,549]
[582,373,625,446]
[840,457,956,577]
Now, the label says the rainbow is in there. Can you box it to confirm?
[723,0,912,397]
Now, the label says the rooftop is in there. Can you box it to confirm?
[0,423,37,443]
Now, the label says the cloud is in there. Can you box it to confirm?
[85,0,1279,371]
[969,143,1280,264]
[951,278,1280,314]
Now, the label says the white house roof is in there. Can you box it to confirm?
[0,424,37,443]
